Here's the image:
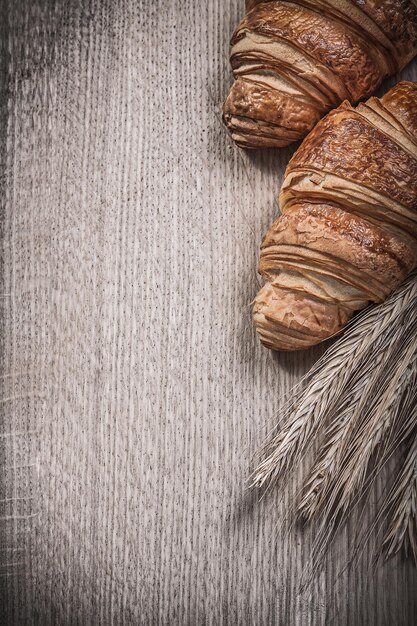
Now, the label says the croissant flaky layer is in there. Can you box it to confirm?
[223,0,417,148]
[253,81,417,351]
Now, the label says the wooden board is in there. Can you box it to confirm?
[1,1,417,623]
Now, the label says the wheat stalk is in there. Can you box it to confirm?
[253,269,417,564]
[383,432,417,563]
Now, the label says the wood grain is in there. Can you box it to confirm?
[1,1,417,624]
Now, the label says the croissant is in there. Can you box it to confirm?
[223,0,417,148]
[253,81,417,351]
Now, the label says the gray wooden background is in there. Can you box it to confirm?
[1,1,417,624]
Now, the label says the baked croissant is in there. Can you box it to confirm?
[223,0,417,148]
[253,81,417,351]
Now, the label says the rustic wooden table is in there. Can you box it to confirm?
[1,1,417,624]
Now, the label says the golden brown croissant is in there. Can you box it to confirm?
[253,81,417,351]
[223,0,417,148]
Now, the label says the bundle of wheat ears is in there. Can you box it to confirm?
[252,269,417,565]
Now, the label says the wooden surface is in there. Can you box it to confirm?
[1,1,417,624]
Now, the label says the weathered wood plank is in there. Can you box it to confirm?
[1,1,417,624]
